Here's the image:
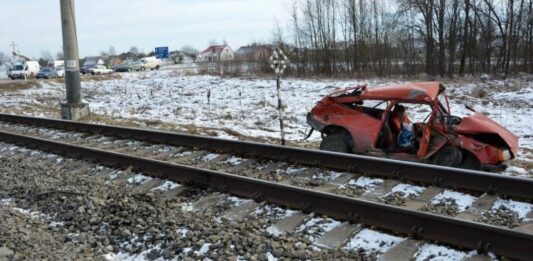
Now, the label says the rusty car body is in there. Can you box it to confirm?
[307,82,518,172]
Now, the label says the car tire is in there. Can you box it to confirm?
[319,132,352,153]
[432,147,463,167]
[461,152,481,170]
[156,65,160,70]
[141,67,145,71]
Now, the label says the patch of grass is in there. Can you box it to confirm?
[472,88,489,98]
[0,80,41,93]
[0,103,59,117]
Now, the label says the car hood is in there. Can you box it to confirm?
[456,112,518,155]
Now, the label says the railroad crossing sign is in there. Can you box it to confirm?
[269,47,288,75]
[269,47,289,146]
[155,47,169,59]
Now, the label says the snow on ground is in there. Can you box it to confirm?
[127,174,152,185]
[387,183,426,198]
[343,229,404,254]
[265,252,278,261]
[265,225,284,237]
[491,198,533,220]
[0,71,399,142]
[285,166,308,175]
[201,153,220,162]
[152,180,180,192]
[339,176,384,191]
[220,155,244,166]
[0,71,531,175]
[296,216,342,242]
[226,196,255,207]
[311,170,344,182]
[414,244,477,261]
[431,190,477,212]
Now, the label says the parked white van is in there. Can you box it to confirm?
[8,61,40,80]
[47,60,65,69]
[139,56,162,70]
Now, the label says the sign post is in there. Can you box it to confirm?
[269,47,288,146]
[155,47,169,59]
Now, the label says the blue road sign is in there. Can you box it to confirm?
[155,47,169,59]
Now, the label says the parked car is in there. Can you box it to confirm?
[80,65,90,74]
[81,65,99,74]
[138,56,161,71]
[130,61,144,71]
[36,68,58,79]
[113,62,134,72]
[306,82,518,172]
[8,61,40,80]
[87,65,113,75]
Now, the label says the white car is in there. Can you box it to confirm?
[55,67,65,77]
[87,65,113,75]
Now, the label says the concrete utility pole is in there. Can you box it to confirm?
[59,0,89,120]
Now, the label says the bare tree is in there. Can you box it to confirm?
[56,51,64,60]
[279,0,531,77]
[180,45,198,56]
[208,39,219,46]
[0,52,8,65]
[40,50,54,62]
[129,46,140,55]
[108,45,117,56]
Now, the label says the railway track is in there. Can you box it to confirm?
[0,113,532,260]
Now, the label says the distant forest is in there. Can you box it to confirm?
[275,0,533,77]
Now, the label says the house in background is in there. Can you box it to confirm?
[106,56,123,67]
[197,45,234,63]
[235,44,272,62]
[82,56,105,68]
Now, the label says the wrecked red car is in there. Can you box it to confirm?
[307,82,518,172]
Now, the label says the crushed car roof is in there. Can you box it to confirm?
[360,82,444,102]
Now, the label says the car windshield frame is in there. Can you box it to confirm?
[436,93,450,115]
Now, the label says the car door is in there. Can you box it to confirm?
[350,100,389,152]
[416,105,447,159]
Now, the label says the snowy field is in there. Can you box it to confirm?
[0,70,531,176]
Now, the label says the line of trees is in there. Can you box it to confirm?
[283,0,533,77]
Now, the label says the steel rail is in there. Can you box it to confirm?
[0,113,532,201]
[0,130,532,260]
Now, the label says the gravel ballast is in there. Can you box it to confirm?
[0,144,367,260]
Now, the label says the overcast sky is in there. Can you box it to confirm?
[0,0,289,59]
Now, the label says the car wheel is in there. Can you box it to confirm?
[156,65,160,70]
[461,152,481,170]
[141,67,145,71]
[432,147,463,167]
[319,132,352,153]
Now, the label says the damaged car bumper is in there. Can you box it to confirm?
[306,112,325,132]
